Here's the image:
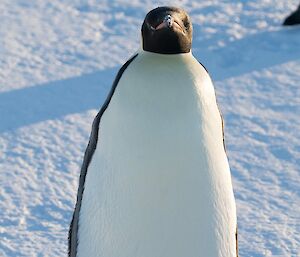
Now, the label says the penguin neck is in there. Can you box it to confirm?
[136,49,197,82]
[140,48,193,59]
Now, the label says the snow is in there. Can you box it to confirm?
[0,0,299,256]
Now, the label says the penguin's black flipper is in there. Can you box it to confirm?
[283,5,300,26]
[236,226,239,257]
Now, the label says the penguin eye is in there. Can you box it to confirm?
[184,20,190,29]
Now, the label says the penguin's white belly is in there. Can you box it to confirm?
[77,52,236,257]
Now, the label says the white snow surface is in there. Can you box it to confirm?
[0,0,299,256]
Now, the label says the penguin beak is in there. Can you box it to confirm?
[156,15,173,29]
[155,14,183,31]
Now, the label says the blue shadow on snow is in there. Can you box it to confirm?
[0,68,116,133]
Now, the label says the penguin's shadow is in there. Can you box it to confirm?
[0,68,116,133]
[0,27,300,133]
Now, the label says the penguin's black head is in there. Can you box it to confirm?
[141,7,193,54]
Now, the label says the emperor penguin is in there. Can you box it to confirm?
[69,6,238,257]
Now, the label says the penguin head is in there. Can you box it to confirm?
[141,7,193,54]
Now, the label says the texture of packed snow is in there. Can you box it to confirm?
[0,0,299,256]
